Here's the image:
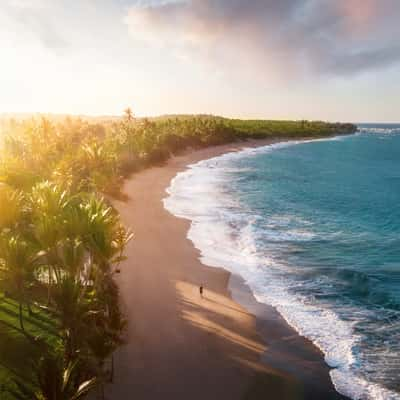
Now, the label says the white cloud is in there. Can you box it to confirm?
[124,0,400,78]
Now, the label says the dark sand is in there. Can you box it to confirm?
[107,139,350,400]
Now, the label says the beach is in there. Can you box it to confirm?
[107,139,349,400]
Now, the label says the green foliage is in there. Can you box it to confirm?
[0,110,356,399]
[0,184,24,229]
[0,183,130,398]
[110,114,356,177]
[0,113,356,195]
[0,294,60,400]
[11,353,97,400]
[0,123,132,398]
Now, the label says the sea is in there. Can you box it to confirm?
[163,124,400,400]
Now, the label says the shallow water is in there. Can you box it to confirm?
[164,125,400,400]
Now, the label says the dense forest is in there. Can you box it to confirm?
[0,111,357,399]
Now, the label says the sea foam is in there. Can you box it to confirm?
[163,137,400,400]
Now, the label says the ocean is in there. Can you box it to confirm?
[164,125,400,400]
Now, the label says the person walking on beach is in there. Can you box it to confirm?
[199,284,204,298]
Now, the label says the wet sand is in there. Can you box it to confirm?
[108,139,349,400]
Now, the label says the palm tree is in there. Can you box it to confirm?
[0,183,24,229]
[77,195,132,289]
[123,107,134,123]
[29,181,70,302]
[79,141,118,192]
[52,277,90,361]
[30,181,69,218]
[57,238,85,283]
[11,353,96,400]
[0,233,39,332]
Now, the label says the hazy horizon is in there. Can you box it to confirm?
[1,111,399,125]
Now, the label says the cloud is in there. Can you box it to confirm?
[1,0,68,49]
[124,0,400,79]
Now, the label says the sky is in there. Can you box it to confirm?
[0,0,399,122]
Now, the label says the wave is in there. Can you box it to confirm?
[358,126,400,136]
[163,138,400,400]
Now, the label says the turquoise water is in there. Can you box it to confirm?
[165,125,400,400]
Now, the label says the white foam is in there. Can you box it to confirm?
[358,127,400,136]
[163,138,400,400]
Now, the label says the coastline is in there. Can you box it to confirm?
[108,138,350,400]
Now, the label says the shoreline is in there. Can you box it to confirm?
[108,138,350,400]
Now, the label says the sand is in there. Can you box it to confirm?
[107,139,350,400]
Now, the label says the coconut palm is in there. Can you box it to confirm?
[0,183,24,229]
[0,233,40,332]
[77,195,132,286]
[84,276,126,399]
[57,238,85,283]
[11,353,96,400]
[123,107,134,122]
[79,141,118,192]
[29,181,70,301]
[30,181,69,218]
[52,277,91,361]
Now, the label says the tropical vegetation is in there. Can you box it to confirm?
[0,110,356,399]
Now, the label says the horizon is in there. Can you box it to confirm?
[0,111,399,125]
[1,1,399,122]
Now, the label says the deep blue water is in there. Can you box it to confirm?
[165,125,400,399]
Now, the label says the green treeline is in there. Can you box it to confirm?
[0,111,356,399]
[0,113,357,196]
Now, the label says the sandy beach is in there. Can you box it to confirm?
[108,139,350,400]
